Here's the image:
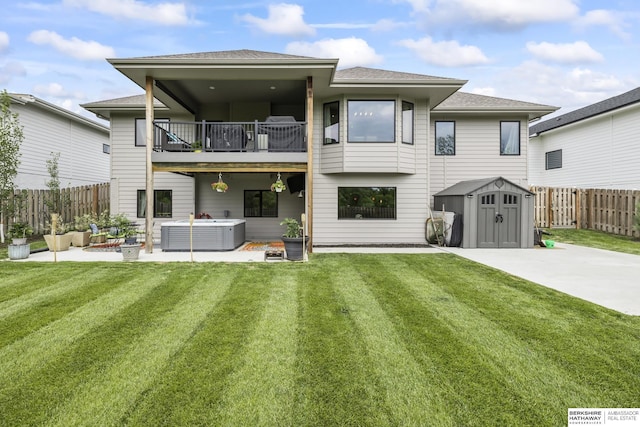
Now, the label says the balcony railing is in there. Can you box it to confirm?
[153,118,307,153]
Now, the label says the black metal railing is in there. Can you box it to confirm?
[153,119,307,153]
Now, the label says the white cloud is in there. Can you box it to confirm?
[0,61,27,84]
[27,30,116,60]
[33,82,85,99]
[0,32,9,53]
[285,38,383,68]
[371,18,411,32]
[574,9,631,40]
[408,0,579,29]
[398,37,490,67]
[470,87,496,97]
[241,3,315,37]
[526,41,604,64]
[62,0,189,25]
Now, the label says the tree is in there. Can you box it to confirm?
[44,151,70,225]
[0,90,24,243]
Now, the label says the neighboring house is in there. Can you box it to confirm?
[82,49,556,247]
[529,86,640,190]
[8,93,110,190]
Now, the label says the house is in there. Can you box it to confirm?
[82,49,556,249]
[8,93,110,190]
[529,86,640,190]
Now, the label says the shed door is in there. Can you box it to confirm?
[477,191,521,248]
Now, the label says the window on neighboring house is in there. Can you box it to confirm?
[103,144,110,154]
[435,121,455,155]
[402,101,414,144]
[135,118,169,147]
[545,149,562,170]
[500,121,520,155]
[323,101,340,145]
[136,189,172,218]
[338,187,396,219]
[244,190,278,217]
[348,100,395,142]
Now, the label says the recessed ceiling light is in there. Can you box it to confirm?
[270,86,276,90]
[209,86,215,90]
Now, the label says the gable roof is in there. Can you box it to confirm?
[530,86,640,136]
[433,91,558,120]
[334,66,456,82]
[433,176,533,197]
[118,49,318,61]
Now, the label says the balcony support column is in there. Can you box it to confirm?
[306,76,313,252]
[145,76,154,253]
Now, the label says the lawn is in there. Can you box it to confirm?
[1,255,639,426]
[543,227,640,255]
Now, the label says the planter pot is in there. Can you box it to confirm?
[120,243,141,261]
[70,231,91,247]
[281,236,310,261]
[8,243,30,260]
[91,234,107,244]
[44,234,72,252]
[11,237,28,245]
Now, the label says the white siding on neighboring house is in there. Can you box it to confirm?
[429,115,529,197]
[11,99,110,190]
[110,113,194,238]
[529,105,640,189]
[313,99,429,245]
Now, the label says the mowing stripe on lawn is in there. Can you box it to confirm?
[378,255,602,424]
[0,268,166,388]
[216,270,298,426]
[45,269,231,427]
[121,265,274,425]
[328,255,455,426]
[0,266,64,297]
[293,263,390,426]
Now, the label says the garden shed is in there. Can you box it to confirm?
[433,177,535,248]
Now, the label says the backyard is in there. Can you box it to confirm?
[1,251,639,426]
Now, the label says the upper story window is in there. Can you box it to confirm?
[102,144,110,154]
[348,100,395,143]
[500,121,520,155]
[323,101,340,145]
[435,121,455,155]
[402,101,414,145]
[135,118,169,147]
[545,149,562,170]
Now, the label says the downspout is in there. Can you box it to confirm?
[306,76,314,252]
[426,99,431,211]
[145,76,154,253]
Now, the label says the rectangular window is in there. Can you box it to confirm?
[323,101,340,145]
[348,100,395,142]
[545,149,562,170]
[244,190,278,217]
[500,121,520,155]
[338,187,396,219]
[435,121,455,155]
[136,189,172,218]
[402,101,414,144]
[135,118,169,147]
[102,144,110,154]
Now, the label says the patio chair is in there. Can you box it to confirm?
[89,223,106,244]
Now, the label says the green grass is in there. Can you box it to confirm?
[544,227,640,255]
[1,256,639,426]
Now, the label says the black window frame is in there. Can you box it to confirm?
[337,187,397,220]
[102,143,110,154]
[323,101,340,145]
[435,121,456,155]
[136,189,173,218]
[545,149,562,170]
[347,100,396,143]
[402,101,414,145]
[243,190,278,218]
[500,121,521,155]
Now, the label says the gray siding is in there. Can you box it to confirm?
[13,103,110,190]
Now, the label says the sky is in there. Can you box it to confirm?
[2,0,640,124]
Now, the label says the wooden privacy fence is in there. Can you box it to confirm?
[531,186,639,238]
[6,183,110,235]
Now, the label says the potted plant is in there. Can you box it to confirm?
[44,218,72,251]
[70,214,92,247]
[212,173,228,192]
[120,242,142,261]
[280,217,308,261]
[8,221,33,245]
[271,173,286,192]
[192,140,202,153]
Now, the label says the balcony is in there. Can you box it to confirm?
[153,117,307,153]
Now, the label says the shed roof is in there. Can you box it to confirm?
[434,176,533,197]
[529,86,640,136]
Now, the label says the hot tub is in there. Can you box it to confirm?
[160,219,246,251]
